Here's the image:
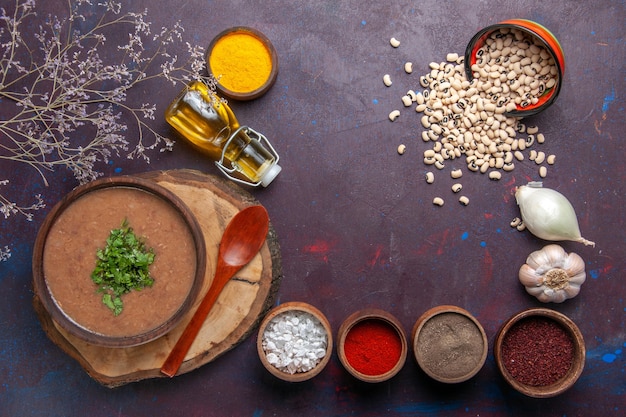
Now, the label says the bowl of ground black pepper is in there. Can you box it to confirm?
[494,308,585,398]
[337,309,408,383]
[412,305,488,383]
[206,27,278,101]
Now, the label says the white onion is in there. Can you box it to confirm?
[515,182,595,247]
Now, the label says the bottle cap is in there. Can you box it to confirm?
[260,163,282,187]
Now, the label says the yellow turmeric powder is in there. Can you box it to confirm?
[209,29,274,94]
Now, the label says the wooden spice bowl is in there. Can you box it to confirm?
[206,26,279,101]
[257,301,333,382]
[32,176,207,348]
[494,308,585,398]
[412,305,488,383]
[337,308,408,383]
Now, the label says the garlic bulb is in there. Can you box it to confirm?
[518,244,586,303]
[515,182,595,247]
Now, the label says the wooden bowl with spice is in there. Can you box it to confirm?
[412,305,488,383]
[337,308,408,383]
[32,176,206,348]
[257,301,333,382]
[207,26,279,101]
[494,308,585,398]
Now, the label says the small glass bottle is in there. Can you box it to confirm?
[165,80,281,187]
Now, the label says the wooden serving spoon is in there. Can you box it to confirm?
[161,205,270,377]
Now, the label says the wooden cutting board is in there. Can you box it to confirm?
[32,169,282,387]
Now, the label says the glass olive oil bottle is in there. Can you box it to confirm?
[165,81,281,187]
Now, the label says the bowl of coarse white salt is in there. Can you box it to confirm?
[257,301,333,382]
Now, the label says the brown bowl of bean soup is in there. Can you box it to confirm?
[32,176,206,348]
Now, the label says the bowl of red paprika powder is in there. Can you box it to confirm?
[412,305,488,383]
[494,308,585,398]
[337,309,408,383]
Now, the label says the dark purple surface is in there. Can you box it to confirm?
[1,1,624,416]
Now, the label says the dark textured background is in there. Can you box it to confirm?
[1,1,624,416]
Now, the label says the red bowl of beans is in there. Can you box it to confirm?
[464,19,565,117]
[494,308,585,398]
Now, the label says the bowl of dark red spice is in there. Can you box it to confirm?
[412,305,488,383]
[337,309,408,383]
[257,301,332,382]
[494,308,585,398]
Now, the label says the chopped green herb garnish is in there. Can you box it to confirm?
[91,219,155,316]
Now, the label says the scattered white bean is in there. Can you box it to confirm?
[397,144,406,155]
[389,109,400,121]
[537,133,545,144]
[539,165,547,178]
[446,53,459,62]
[390,37,401,48]
[535,151,545,165]
[459,195,470,206]
[433,197,444,206]
[425,171,435,184]
[383,74,392,87]
[401,95,413,107]
[488,170,502,180]
[510,217,521,227]
[404,62,413,74]
[452,183,463,193]
[450,169,463,179]
[547,154,556,165]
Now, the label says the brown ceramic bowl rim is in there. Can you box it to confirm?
[206,26,279,101]
[494,307,585,398]
[257,301,333,382]
[31,176,207,348]
[411,305,488,383]
[337,308,408,383]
